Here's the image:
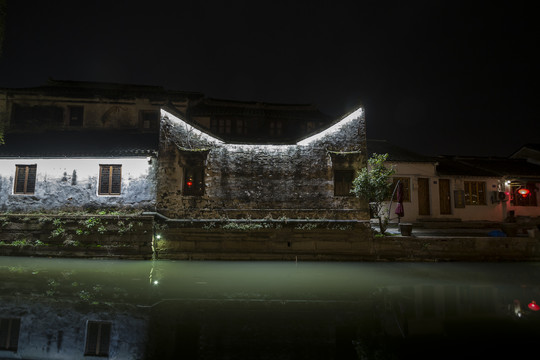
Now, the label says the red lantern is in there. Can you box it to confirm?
[528,301,539,311]
[518,188,530,197]
[186,181,193,187]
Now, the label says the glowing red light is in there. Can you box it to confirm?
[186,181,193,187]
[518,188,530,197]
[528,301,539,311]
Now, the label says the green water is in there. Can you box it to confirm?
[1,257,540,359]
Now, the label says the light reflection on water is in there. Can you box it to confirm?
[1,257,540,359]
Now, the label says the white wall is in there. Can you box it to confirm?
[0,157,156,212]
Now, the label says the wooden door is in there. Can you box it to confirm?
[418,178,430,215]
[439,179,452,215]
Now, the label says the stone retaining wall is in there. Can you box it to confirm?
[155,221,372,260]
[0,214,154,259]
[2,214,540,261]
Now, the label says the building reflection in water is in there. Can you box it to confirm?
[1,258,540,359]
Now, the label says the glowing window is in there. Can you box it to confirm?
[84,321,111,357]
[464,181,486,205]
[14,164,37,194]
[99,165,122,195]
[183,166,204,196]
[511,183,537,207]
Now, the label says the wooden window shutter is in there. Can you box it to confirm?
[99,165,122,195]
[14,165,37,194]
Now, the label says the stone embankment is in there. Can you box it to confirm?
[1,214,540,261]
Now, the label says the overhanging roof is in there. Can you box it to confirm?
[0,131,158,158]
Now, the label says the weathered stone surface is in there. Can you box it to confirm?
[0,215,154,259]
[156,109,369,220]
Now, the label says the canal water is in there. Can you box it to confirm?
[1,257,540,359]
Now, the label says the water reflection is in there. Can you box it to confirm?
[1,257,540,359]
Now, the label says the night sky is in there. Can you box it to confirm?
[0,1,537,157]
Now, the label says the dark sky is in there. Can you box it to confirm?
[0,0,537,157]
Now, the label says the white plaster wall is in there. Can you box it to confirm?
[383,163,536,222]
[384,162,438,223]
[447,177,503,221]
[0,157,156,211]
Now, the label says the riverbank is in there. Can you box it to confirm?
[1,214,540,261]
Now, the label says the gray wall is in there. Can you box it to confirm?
[157,109,369,220]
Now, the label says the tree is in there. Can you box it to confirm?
[351,153,395,234]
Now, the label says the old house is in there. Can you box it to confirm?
[0,79,371,259]
[186,97,332,143]
[0,79,201,212]
[367,139,438,223]
[369,140,540,224]
[436,156,540,222]
[157,106,368,221]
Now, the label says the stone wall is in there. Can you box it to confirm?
[0,214,154,259]
[154,220,373,260]
[156,108,369,220]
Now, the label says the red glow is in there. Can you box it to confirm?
[528,301,539,311]
[518,188,530,197]
[186,181,193,187]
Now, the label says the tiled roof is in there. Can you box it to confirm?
[1,79,204,102]
[436,156,540,178]
[0,131,158,157]
[366,139,435,162]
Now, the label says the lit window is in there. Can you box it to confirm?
[392,177,411,202]
[84,321,111,357]
[68,106,84,127]
[14,165,37,194]
[334,170,354,196]
[0,318,21,352]
[183,166,204,196]
[464,181,486,205]
[99,165,122,195]
[511,182,537,207]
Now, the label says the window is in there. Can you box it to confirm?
[392,177,411,202]
[139,110,159,130]
[464,181,486,205]
[99,165,122,195]
[84,321,111,357]
[235,119,248,135]
[14,165,37,194]
[11,104,63,129]
[68,106,84,127]
[211,119,232,134]
[511,182,538,206]
[334,170,354,196]
[183,166,205,196]
[0,318,21,352]
[269,120,282,136]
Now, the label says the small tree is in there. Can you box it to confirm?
[351,153,395,234]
